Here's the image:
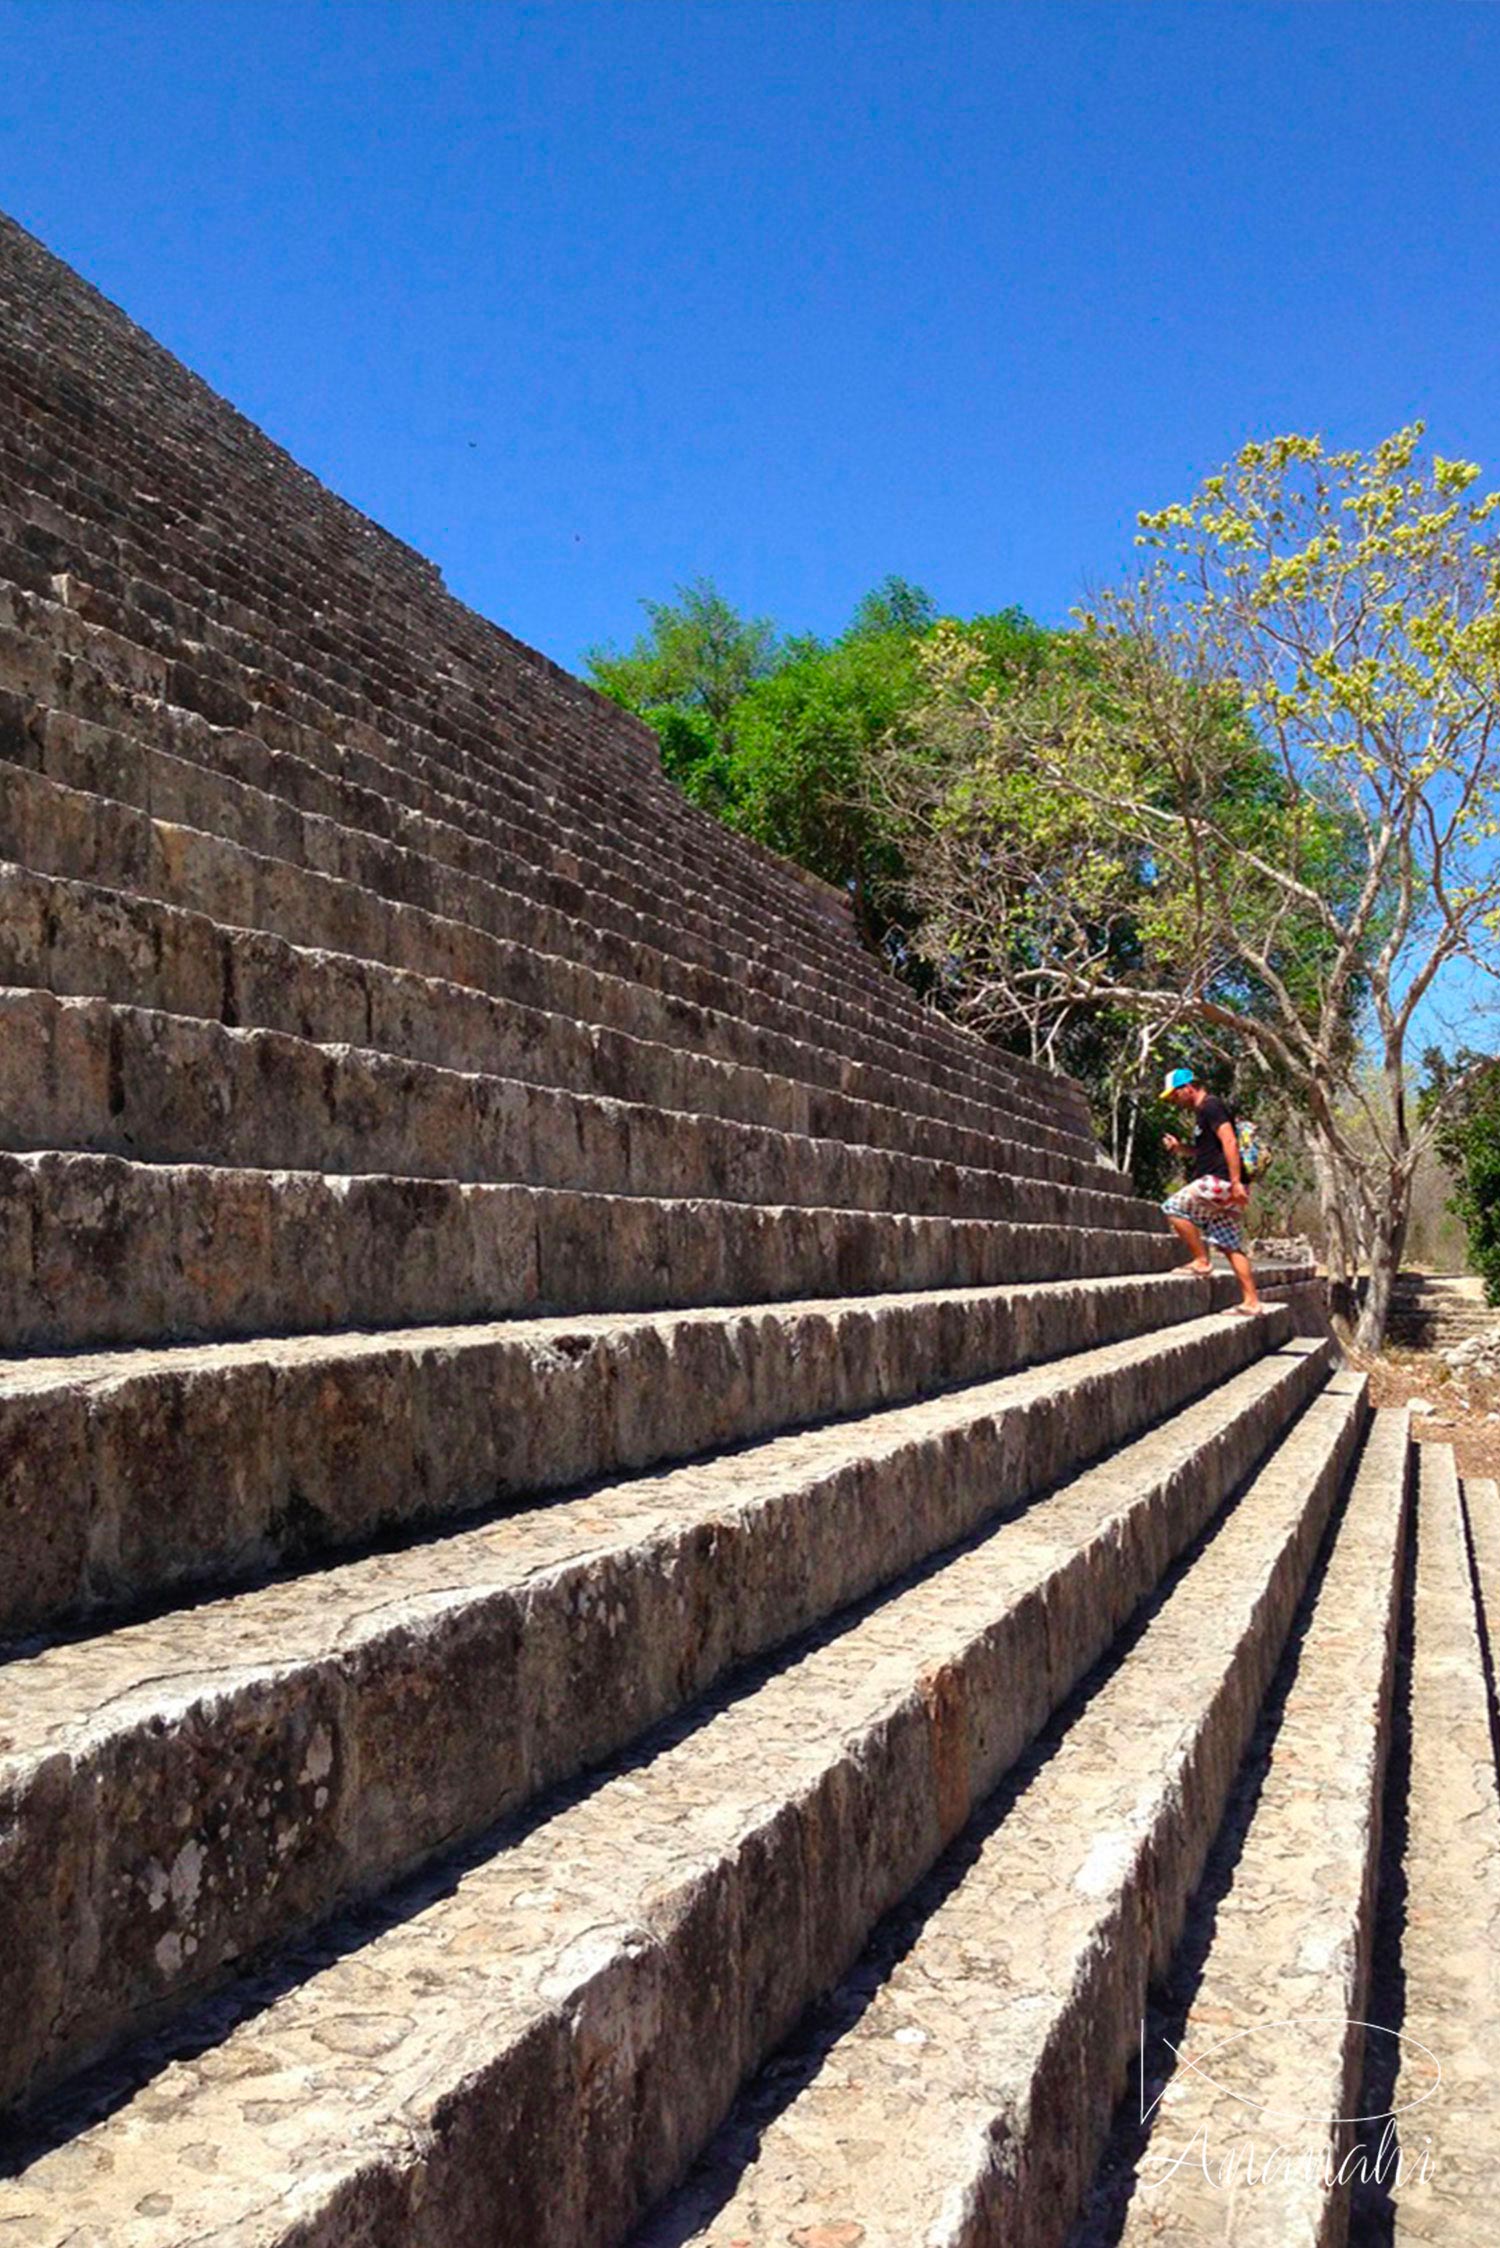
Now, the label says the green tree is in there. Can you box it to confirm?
[590,577,951,940]
[585,579,781,800]
[879,429,1500,1347]
[722,586,942,938]
[1425,1050,1500,1304]
[869,617,1316,1184]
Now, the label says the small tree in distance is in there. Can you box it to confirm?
[877,428,1500,1348]
[1425,1051,1500,1305]
[587,576,941,942]
[585,578,781,797]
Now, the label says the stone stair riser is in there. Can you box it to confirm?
[0,464,1088,1127]
[0,591,982,1102]
[637,1377,1369,2248]
[0,752,1097,1165]
[3,1270,1242,1637]
[1110,1408,1409,2247]
[0,986,1153,1234]
[0,1149,1181,1352]
[0,665,1083,1143]
[0,652,952,1105]
[0,499,918,1023]
[0,1318,1311,2110]
[1382,1450,1500,2236]
[0,1348,1326,2218]
[0,856,1122,1191]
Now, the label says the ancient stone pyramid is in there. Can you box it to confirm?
[0,210,1494,2244]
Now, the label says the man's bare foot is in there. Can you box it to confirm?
[1177,1259,1212,1276]
[1228,1302,1262,1316]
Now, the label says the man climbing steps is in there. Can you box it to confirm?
[1159,1067,1264,1316]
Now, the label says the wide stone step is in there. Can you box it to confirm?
[0,858,1114,1185]
[630,1371,1367,2248]
[0,641,1085,1145]
[0,1315,1310,2111]
[0,453,1080,1126]
[0,1344,1336,2238]
[0,987,1150,1240]
[0,609,952,1100]
[0,542,974,1087]
[1082,1407,1409,2247]
[0,1148,1181,1353]
[5,1269,1243,1638]
[0,480,1052,1101]
[0,751,1092,1160]
[0,481,913,1010]
[0,675,1016,1140]
[1379,1450,1500,2242]
[1463,1474,1500,1694]
[1388,1315,1498,1344]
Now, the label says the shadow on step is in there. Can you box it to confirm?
[2,1293,1209,1666]
[0,1410,1154,2179]
[1063,1455,1384,2246]
[1457,1481,1500,1789]
[1340,1498,1415,2248]
[626,1442,1296,2248]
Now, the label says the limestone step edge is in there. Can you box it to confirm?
[0,1148,1182,1353]
[0,857,1116,1186]
[0,538,925,1032]
[1381,1450,1500,2239]
[0,665,1082,1145]
[0,629,950,1081]
[0,752,1093,1159]
[0,1345,1341,2232]
[2,1269,1250,1638]
[1095,1406,1411,2248]
[0,535,1091,1120]
[630,1372,1369,2248]
[0,984,1158,1234]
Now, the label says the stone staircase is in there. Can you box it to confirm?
[0,211,1494,2246]
[1388,1272,1499,1353]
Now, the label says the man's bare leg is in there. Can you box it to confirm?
[1167,1213,1212,1274]
[1225,1247,1262,1313]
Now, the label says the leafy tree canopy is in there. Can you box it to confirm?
[585,578,781,748]
[873,426,1500,1344]
[586,576,953,933]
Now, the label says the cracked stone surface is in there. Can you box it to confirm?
[0,1268,1253,1636]
[1,1358,1346,2241]
[1,1320,1308,2110]
[1386,1450,1500,2239]
[630,1379,1368,2248]
[1100,1408,1411,2247]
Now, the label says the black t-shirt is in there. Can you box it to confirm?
[1189,1095,1237,1183]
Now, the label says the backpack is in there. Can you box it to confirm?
[1235,1116,1270,1181]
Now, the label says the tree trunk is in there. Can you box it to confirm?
[1309,1130,1362,1340]
[1352,1170,1413,1354]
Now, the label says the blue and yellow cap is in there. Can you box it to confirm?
[1161,1067,1196,1094]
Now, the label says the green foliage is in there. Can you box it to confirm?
[586,575,963,936]
[1423,1050,1500,1303]
[847,576,938,639]
[872,615,1326,1188]
[585,579,781,748]
[725,615,920,899]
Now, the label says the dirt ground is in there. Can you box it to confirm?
[1361,1347,1500,1481]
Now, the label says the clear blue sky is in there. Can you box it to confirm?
[1,0,1497,677]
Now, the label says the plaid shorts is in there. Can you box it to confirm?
[1163,1180,1245,1255]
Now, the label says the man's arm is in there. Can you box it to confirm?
[1218,1119,1248,1201]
